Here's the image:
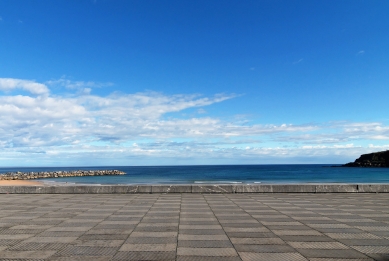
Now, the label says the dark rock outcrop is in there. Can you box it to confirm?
[343,150,389,167]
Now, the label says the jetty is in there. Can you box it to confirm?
[0,169,125,180]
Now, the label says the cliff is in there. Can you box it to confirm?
[343,150,389,167]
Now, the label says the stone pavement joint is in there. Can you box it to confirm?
[0,193,388,260]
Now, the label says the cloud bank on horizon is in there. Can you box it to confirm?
[0,77,388,166]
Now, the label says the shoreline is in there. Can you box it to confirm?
[0,180,46,186]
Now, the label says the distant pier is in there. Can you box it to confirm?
[0,170,125,180]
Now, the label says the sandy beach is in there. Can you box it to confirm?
[0,180,45,186]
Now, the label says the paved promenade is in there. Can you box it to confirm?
[0,193,388,260]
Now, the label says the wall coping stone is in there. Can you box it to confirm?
[0,184,389,193]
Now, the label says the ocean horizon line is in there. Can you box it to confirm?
[0,163,341,169]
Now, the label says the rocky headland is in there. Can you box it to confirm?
[0,170,125,180]
[343,150,389,167]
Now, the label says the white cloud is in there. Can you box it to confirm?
[293,58,303,64]
[0,78,49,95]
[369,135,389,140]
[0,78,238,149]
[357,50,365,55]
[46,77,113,90]
[1,77,389,165]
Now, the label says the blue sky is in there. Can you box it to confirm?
[1,0,388,166]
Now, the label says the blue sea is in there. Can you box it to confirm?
[1,165,389,185]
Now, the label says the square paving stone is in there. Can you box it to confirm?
[112,251,176,260]
[47,226,93,232]
[0,234,35,240]
[0,250,57,259]
[131,232,177,237]
[230,237,285,245]
[325,233,382,239]
[296,249,371,259]
[179,229,226,235]
[352,245,389,254]
[337,239,389,246]
[306,223,351,228]
[56,246,117,257]
[235,244,295,252]
[315,228,367,233]
[61,221,101,225]
[261,221,303,226]
[37,231,86,237]
[126,237,177,244]
[180,221,220,225]
[137,223,178,227]
[179,225,222,230]
[180,218,218,222]
[224,227,270,233]
[180,214,216,218]
[77,234,128,240]
[266,225,313,230]
[105,218,141,222]
[1,229,45,234]
[365,253,389,261]
[288,241,349,249]
[0,239,22,246]
[356,226,389,231]
[226,232,276,238]
[100,220,139,225]
[119,243,176,251]
[369,231,389,237]
[273,230,323,236]
[142,218,179,222]
[178,240,233,248]
[9,242,67,250]
[85,228,133,234]
[219,220,260,225]
[239,252,308,261]
[176,257,242,261]
[134,226,178,232]
[22,236,79,243]
[177,247,238,256]
[178,234,229,241]
[73,239,124,247]
[278,235,335,242]
[22,220,64,225]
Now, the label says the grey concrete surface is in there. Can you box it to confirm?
[1,184,389,194]
[0,193,388,260]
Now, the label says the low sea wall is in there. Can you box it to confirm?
[0,184,389,193]
[0,170,125,180]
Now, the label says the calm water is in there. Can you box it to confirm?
[1,165,389,185]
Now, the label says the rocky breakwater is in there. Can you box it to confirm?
[343,150,389,167]
[0,170,126,180]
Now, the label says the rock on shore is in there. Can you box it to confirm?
[0,170,125,180]
[343,150,389,167]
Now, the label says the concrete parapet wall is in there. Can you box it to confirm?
[1,184,389,193]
